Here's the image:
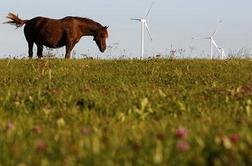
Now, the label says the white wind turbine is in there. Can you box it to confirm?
[131,3,154,59]
[193,21,225,59]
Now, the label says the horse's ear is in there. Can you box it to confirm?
[104,26,109,29]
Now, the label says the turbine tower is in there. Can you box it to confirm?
[219,47,225,60]
[193,21,225,59]
[131,3,154,59]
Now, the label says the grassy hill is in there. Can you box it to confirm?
[0,59,252,165]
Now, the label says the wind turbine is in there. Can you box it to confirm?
[219,47,225,60]
[193,21,225,59]
[131,2,154,59]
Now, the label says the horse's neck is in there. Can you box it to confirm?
[79,21,100,37]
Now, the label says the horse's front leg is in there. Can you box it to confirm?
[65,37,80,59]
[65,43,75,59]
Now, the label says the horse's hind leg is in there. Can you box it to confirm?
[28,42,34,58]
[36,44,43,58]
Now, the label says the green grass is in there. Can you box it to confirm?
[0,59,252,165]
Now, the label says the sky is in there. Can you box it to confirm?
[1,0,252,59]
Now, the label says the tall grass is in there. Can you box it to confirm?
[0,59,252,165]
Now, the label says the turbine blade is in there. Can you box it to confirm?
[131,18,141,21]
[211,39,218,48]
[212,39,221,53]
[192,37,210,40]
[211,20,223,36]
[144,22,152,40]
[145,2,155,18]
[211,30,217,37]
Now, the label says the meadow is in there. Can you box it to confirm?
[0,59,252,166]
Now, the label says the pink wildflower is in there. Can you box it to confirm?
[229,133,240,144]
[175,127,188,139]
[6,122,14,130]
[82,127,92,136]
[32,125,43,134]
[35,140,47,152]
[176,140,190,152]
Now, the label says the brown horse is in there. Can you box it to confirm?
[5,13,109,59]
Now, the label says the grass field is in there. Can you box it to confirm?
[0,59,252,165]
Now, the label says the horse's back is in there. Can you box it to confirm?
[23,16,89,48]
[25,17,61,31]
[24,17,67,47]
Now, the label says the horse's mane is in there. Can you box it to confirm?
[72,17,103,29]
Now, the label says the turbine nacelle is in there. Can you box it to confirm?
[131,18,152,40]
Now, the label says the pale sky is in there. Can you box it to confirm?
[1,0,252,58]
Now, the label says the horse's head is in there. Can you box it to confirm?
[94,26,108,52]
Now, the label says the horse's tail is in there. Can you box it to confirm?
[4,12,28,28]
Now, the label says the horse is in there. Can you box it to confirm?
[5,13,109,59]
